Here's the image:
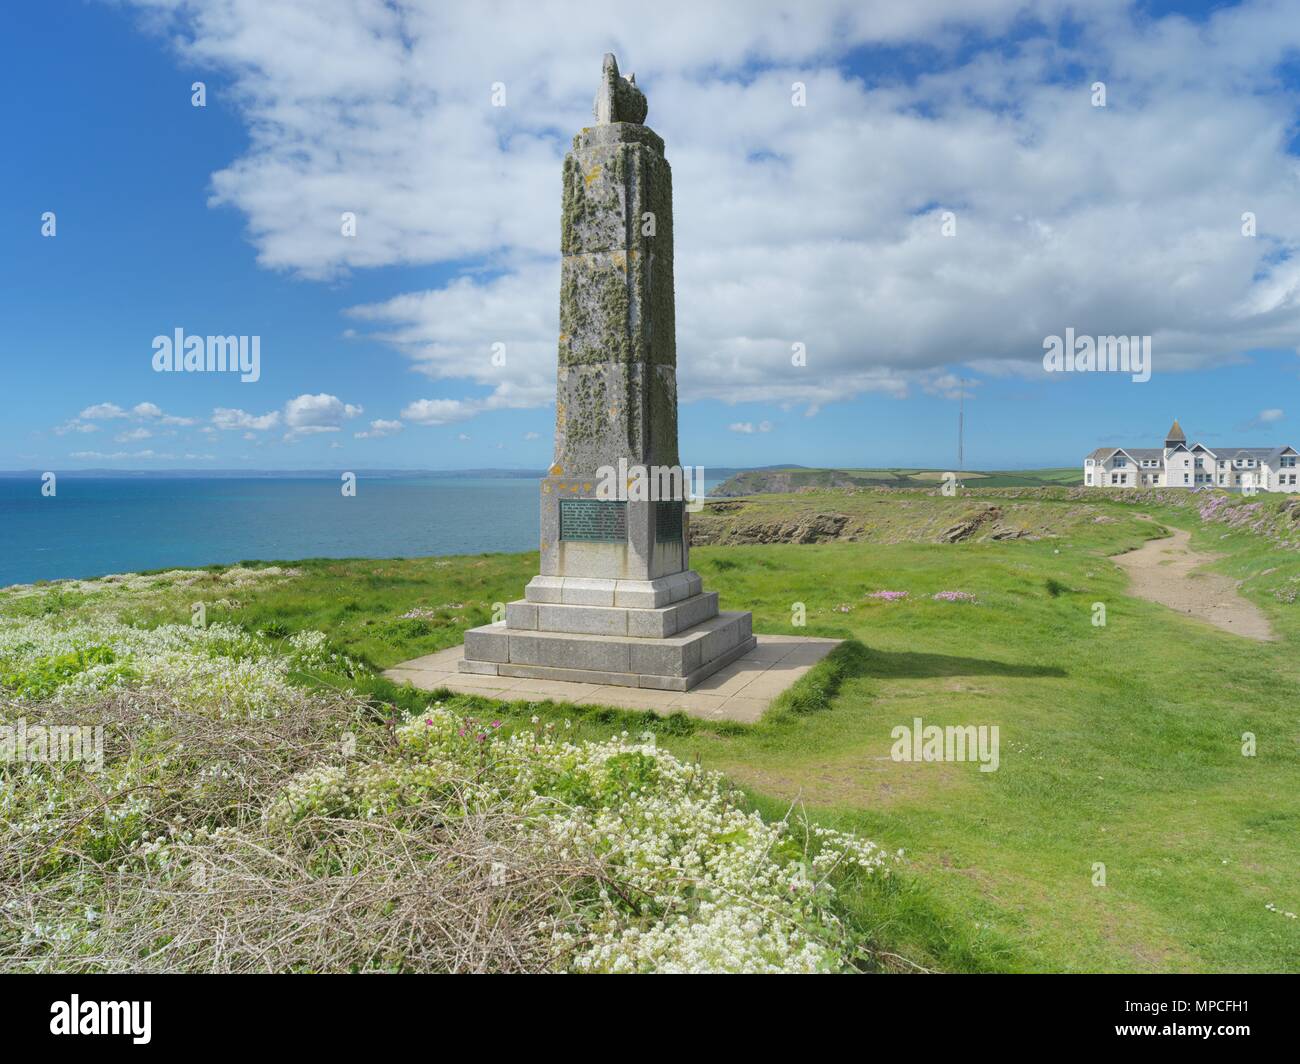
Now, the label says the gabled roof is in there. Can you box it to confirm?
[1086,447,1159,462]
[1206,446,1275,460]
[1086,438,1295,465]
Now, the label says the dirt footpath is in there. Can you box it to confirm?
[1113,528,1277,642]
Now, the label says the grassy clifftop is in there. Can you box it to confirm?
[711,466,1080,496]
[4,486,1298,972]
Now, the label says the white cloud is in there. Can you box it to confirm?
[282,393,364,439]
[728,421,773,434]
[923,374,979,401]
[524,431,541,440]
[54,421,99,436]
[1258,408,1284,423]
[402,398,477,425]
[115,427,154,442]
[71,449,158,460]
[132,401,196,426]
[78,403,128,420]
[212,407,281,431]
[119,0,1300,418]
[354,418,404,439]
[61,401,195,437]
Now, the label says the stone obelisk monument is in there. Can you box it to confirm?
[459,54,754,690]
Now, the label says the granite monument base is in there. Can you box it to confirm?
[458,570,756,692]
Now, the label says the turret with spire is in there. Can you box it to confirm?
[1164,418,1186,451]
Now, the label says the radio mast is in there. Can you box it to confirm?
[957,380,965,485]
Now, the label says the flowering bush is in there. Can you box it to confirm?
[932,591,977,603]
[1065,486,1300,551]
[0,616,359,718]
[1,564,900,974]
[269,708,898,973]
[0,564,360,718]
[866,590,909,601]
[1,565,300,604]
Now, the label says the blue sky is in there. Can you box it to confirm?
[4,0,1299,473]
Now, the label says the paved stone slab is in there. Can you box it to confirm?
[384,634,840,723]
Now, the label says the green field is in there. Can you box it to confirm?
[713,466,1081,496]
[6,486,1298,972]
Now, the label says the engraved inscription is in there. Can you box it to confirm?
[655,500,684,543]
[561,499,628,542]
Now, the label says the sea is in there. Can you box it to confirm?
[0,474,723,588]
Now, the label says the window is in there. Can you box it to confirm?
[1184,473,1190,484]
[1282,456,1297,468]
[1085,474,1092,485]
[1085,459,1094,467]
[1114,457,1127,468]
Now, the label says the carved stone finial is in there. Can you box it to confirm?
[593,52,647,125]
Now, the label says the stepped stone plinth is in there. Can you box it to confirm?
[459,53,755,690]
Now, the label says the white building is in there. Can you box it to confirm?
[1084,420,1299,492]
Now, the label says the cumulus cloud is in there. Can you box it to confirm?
[402,398,477,425]
[132,401,196,426]
[212,407,281,432]
[728,421,773,434]
[1241,407,1286,430]
[119,0,1300,420]
[78,403,128,420]
[54,421,99,436]
[60,400,196,437]
[282,393,364,439]
[354,418,404,439]
[114,427,153,442]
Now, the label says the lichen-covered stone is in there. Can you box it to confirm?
[555,69,677,482]
[592,53,648,125]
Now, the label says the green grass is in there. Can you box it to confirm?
[713,465,1080,495]
[672,533,1300,972]
[91,553,541,667]
[13,489,1298,973]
